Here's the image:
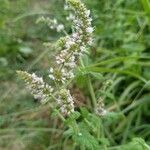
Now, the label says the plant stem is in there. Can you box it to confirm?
[140,0,150,29]
[48,103,65,121]
[87,75,97,109]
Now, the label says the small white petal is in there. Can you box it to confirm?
[86,27,93,33]
[56,24,64,32]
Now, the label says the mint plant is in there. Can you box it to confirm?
[16,0,150,149]
[17,1,103,149]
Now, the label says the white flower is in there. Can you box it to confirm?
[49,74,55,80]
[85,10,90,17]
[64,4,69,10]
[72,32,79,40]
[49,68,55,80]
[86,27,93,33]
[50,25,54,29]
[66,13,75,21]
[88,37,93,45]
[56,24,64,32]
[65,39,75,49]
[53,19,57,25]
[56,50,68,65]
[17,71,53,102]
[101,109,108,116]
[80,46,86,53]
[49,67,54,73]
[57,89,74,115]
[87,18,92,22]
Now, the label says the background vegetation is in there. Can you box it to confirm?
[0,0,150,149]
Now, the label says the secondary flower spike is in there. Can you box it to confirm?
[17,71,53,104]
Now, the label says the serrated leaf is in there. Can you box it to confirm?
[80,107,89,118]
[73,129,100,150]
[103,112,124,125]
[65,111,80,125]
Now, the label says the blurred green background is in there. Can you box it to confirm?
[0,0,150,149]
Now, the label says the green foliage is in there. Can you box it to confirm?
[117,138,150,150]
[0,0,150,149]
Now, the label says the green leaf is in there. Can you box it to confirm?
[103,112,124,125]
[65,111,80,125]
[89,72,104,80]
[83,66,147,83]
[118,138,150,150]
[80,107,89,118]
[121,43,145,52]
[73,129,100,150]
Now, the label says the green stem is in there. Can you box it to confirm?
[87,75,97,109]
[140,0,150,29]
[71,120,80,134]
[48,102,65,122]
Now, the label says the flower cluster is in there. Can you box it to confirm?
[70,0,93,45]
[56,89,74,115]
[17,0,93,116]
[66,13,75,21]
[95,97,107,116]
[36,17,64,32]
[17,71,53,104]
[49,0,93,83]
